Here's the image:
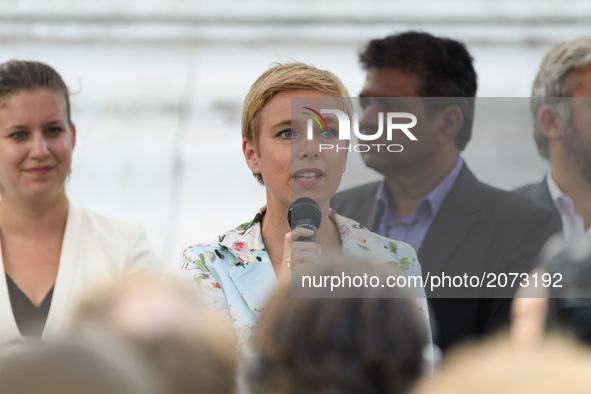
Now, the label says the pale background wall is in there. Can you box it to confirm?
[1,0,589,267]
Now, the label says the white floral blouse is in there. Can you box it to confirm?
[181,208,431,352]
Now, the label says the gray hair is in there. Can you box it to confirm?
[531,37,591,159]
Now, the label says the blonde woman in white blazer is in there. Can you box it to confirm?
[0,60,158,344]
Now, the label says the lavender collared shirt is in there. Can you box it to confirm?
[375,158,464,252]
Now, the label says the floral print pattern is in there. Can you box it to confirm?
[181,207,430,353]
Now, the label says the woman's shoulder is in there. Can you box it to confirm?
[370,233,418,269]
[71,204,143,235]
[332,210,418,270]
[182,211,266,273]
[182,242,227,272]
[67,204,160,272]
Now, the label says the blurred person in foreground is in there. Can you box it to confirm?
[0,60,159,344]
[331,31,559,352]
[70,273,237,394]
[181,62,430,352]
[0,340,152,394]
[411,335,591,394]
[248,259,428,394]
[0,337,43,365]
[516,37,591,241]
[512,234,591,347]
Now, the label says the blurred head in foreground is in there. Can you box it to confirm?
[0,340,150,394]
[412,335,591,394]
[512,234,591,346]
[70,274,237,394]
[0,337,43,365]
[248,260,428,394]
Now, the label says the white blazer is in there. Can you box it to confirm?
[0,203,159,344]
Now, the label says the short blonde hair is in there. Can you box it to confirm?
[241,62,351,184]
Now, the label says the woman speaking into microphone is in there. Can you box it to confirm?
[181,63,429,350]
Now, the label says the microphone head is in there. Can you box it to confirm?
[288,197,322,231]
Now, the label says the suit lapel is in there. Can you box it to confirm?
[418,165,480,275]
[356,182,380,232]
[0,244,21,341]
[42,203,83,339]
[362,194,380,232]
[538,178,559,216]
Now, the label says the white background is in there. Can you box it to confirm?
[1,0,588,267]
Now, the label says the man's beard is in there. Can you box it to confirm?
[563,123,591,183]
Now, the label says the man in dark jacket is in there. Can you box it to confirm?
[331,31,559,352]
[515,37,591,242]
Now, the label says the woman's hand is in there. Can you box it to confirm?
[279,227,322,278]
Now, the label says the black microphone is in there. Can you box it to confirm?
[287,197,322,243]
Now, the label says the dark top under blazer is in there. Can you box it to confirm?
[331,165,560,351]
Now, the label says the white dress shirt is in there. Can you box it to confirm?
[0,203,160,344]
[546,174,591,241]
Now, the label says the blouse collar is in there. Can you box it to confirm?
[219,207,404,272]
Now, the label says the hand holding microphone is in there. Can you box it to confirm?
[280,198,323,275]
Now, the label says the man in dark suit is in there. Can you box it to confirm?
[331,32,559,352]
[515,37,591,241]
